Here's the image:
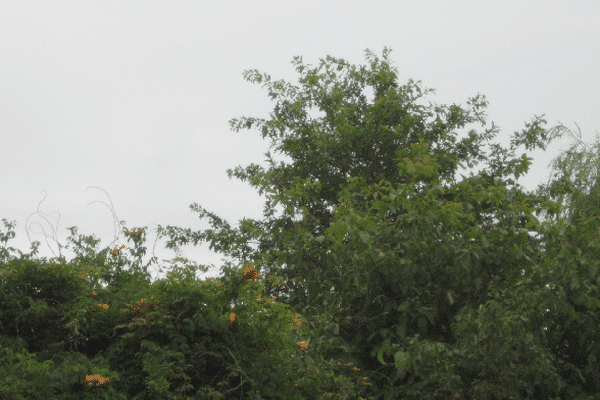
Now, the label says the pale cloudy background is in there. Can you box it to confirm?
[1,0,599,321]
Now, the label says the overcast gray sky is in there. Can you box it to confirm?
[1,0,599,319]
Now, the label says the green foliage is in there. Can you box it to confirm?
[0,214,371,399]
[2,47,600,399]
[146,48,598,398]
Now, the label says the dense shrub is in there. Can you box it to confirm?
[0,219,375,399]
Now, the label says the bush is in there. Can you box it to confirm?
[0,217,374,399]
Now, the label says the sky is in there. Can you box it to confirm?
[1,1,599,326]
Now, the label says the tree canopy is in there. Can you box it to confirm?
[147,47,599,398]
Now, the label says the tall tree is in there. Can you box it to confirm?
[153,48,584,398]
[526,122,600,395]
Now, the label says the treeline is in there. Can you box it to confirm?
[1,48,599,399]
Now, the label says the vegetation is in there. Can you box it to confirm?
[0,212,371,399]
[1,47,599,399]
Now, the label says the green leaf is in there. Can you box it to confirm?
[393,350,411,381]
[376,339,391,365]
[358,231,370,244]
[397,320,407,340]
[333,221,349,243]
